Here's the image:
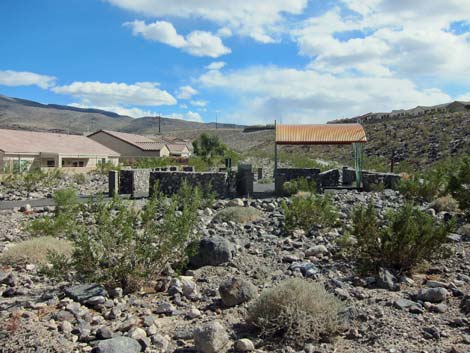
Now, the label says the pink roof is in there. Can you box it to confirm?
[88,130,166,151]
[0,128,119,156]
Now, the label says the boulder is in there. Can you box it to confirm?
[377,268,399,291]
[416,287,449,303]
[189,236,236,268]
[219,278,257,307]
[93,336,141,353]
[64,284,108,305]
[194,321,230,353]
[460,295,470,314]
[234,338,255,352]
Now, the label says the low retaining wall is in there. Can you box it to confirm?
[149,171,228,197]
[274,168,320,195]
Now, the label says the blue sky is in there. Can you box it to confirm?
[1,0,470,124]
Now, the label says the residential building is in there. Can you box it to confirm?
[0,128,119,173]
[87,130,170,162]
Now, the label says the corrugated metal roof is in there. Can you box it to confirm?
[0,128,120,156]
[276,124,367,145]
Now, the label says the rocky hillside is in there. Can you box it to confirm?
[0,94,243,135]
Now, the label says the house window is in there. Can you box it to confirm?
[72,161,78,167]
[78,161,84,167]
[101,158,106,164]
[47,160,55,167]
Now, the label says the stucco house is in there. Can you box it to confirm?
[0,128,119,173]
[87,130,170,162]
[166,143,191,157]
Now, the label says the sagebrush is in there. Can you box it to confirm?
[248,278,344,345]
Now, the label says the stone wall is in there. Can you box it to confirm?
[118,169,151,196]
[274,168,320,195]
[319,169,340,187]
[362,171,401,191]
[149,171,228,197]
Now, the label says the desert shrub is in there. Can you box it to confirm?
[0,237,73,266]
[447,156,470,218]
[282,177,317,195]
[282,194,337,233]
[397,173,444,202]
[193,133,227,161]
[214,206,262,223]
[95,160,119,175]
[248,278,344,345]
[351,203,451,272]
[3,169,64,192]
[73,173,87,185]
[47,181,202,292]
[430,195,459,212]
[27,189,79,237]
[257,177,273,184]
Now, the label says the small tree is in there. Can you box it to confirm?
[192,133,227,162]
[447,156,470,218]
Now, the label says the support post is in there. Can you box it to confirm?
[353,143,364,188]
[274,120,278,178]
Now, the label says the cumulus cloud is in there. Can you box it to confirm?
[0,70,56,89]
[294,3,470,81]
[125,20,231,58]
[177,85,198,99]
[198,66,452,124]
[107,0,307,43]
[205,61,226,70]
[52,81,176,106]
[168,111,203,122]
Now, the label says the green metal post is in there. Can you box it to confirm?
[353,143,364,188]
[274,120,278,177]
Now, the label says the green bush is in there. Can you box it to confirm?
[248,278,344,346]
[447,156,470,218]
[2,169,64,192]
[282,194,337,233]
[27,189,79,237]
[282,177,317,195]
[47,182,202,292]
[214,206,262,223]
[95,160,119,175]
[351,203,451,272]
[398,173,445,202]
[73,173,87,185]
[192,133,227,161]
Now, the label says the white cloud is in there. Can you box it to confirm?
[168,111,203,122]
[0,70,56,89]
[69,103,157,118]
[107,0,307,43]
[198,65,452,124]
[190,100,207,107]
[205,61,226,70]
[52,81,176,106]
[293,4,470,81]
[177,85,198,99]
[456,93,470,101]
[125,20,231,58]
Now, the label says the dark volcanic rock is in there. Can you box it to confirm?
[189,236,236,268]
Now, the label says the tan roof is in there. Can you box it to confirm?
[0,129,119,156]
[166,144,189,153]
[88,130,166,151]
[276,124,367,145]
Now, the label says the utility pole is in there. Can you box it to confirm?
[158,114,161,134]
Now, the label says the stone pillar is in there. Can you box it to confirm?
[108,170,119,197]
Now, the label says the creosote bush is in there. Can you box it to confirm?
[214,206,262,224]
[282,177,317,196]
[447,156,470,218]
[351,203,452,272]
[282,194,337,233]
[248,278,344,345]
[0,236,73,266]
[46,181,203,292]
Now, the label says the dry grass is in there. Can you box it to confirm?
[0,237,73,266]
[247,278,344,346]
[430,195,459,212]
[214,206,263,224]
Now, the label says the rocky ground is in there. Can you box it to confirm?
[0,173,108,201]
[0,190,469,353]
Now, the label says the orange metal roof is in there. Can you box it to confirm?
[276,124,367,145]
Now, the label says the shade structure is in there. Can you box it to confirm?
[275,124,367,145]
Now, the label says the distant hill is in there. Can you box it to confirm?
[0,94,244,135]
